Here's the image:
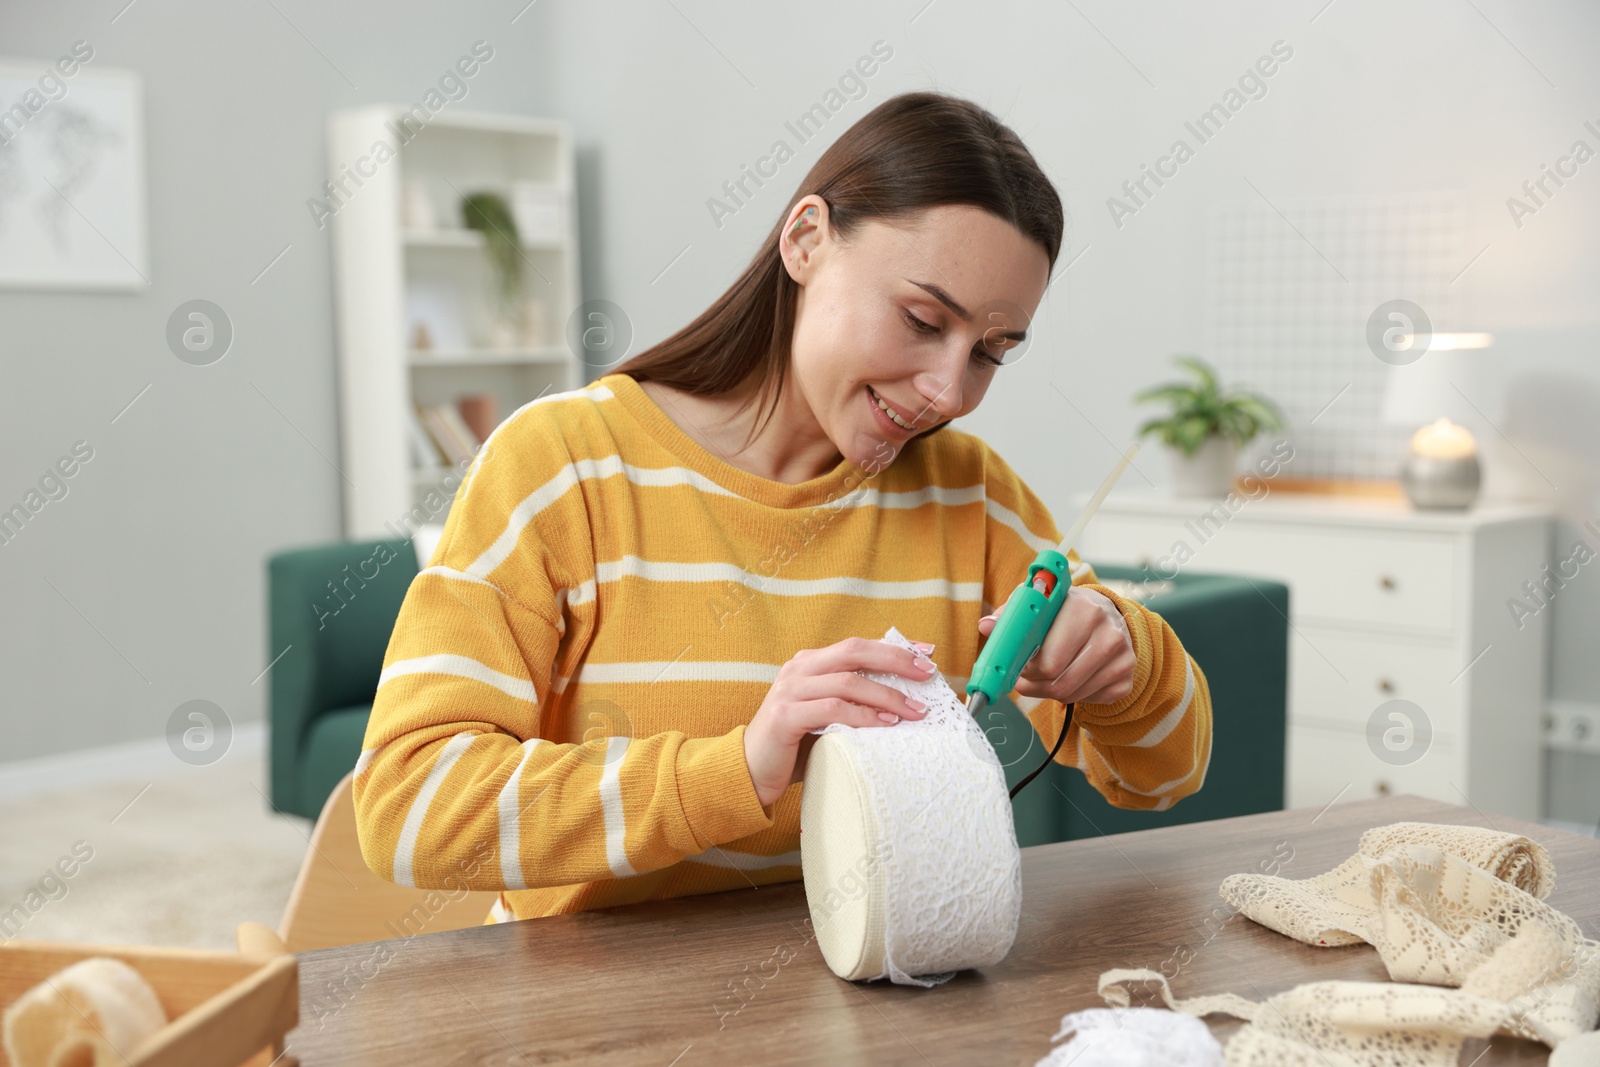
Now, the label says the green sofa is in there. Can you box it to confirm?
[267,544,1288,839]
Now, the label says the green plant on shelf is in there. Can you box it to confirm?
[459,191,522,318]
[1133,355,1283,457]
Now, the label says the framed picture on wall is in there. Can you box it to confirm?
[0,59,148,290]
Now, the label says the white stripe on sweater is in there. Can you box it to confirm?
[1126,657,1196,748]
[392,731,478,887]
[379,654,538,704]
[563,555,982,606]
[865,483,986,509]
[497,738,545,891]
[1085,737,1202,799]
[354,744,384,778]
[455,383,615,510]
[465,455,741,579]
[574,660,781,685]
[572,668,968,698]
[418,565,568,636]
[466,455,1018,582]
[986,498,1056,554]
[599,737,636,878]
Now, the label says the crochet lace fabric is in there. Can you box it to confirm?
[1086,822,1600,1066]
[801,627,1021,987]
[1218,821,1556,948]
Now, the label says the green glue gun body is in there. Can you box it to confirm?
[965,548,1071,718]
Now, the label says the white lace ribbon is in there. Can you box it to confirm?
[801,626,1021,986]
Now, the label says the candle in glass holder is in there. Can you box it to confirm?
[1411,418,1477,458]
[1402,418,1480,509]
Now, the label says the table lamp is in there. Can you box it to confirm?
[1379,331,1495,509]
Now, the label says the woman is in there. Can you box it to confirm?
[353,91,1212,923]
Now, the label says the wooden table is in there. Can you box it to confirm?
[285,795,1600,1065]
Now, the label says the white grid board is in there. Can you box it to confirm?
[1203,191,1465,479]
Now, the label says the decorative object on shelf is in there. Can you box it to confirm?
[518,297,547,348]
[1242,476,1406,499]
[405,278,468,351]
[456,393,499,445]
[416,403,478,467]
[406,409,445,467]
[1381,332,1495,511]
[402,178,437,232]
[459,190,523,349]
[486,315,518,350]
[510,181,564,245]
[1134,355,1283,498]
[410,322,433,351]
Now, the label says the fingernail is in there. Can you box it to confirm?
[912,641,935,653]
[878,712,900,724]
[904,697,926,712]
[914,656,935,673]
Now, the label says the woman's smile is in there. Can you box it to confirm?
[866,384,921,434]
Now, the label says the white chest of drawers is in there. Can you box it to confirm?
[1076,490,1553,820]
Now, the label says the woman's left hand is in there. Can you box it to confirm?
[977,586,1136,706]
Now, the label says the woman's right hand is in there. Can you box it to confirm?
[742,636,938,807]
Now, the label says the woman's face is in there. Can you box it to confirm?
[780,198,1051,470]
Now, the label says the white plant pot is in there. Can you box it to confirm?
[1168,437,1238,498]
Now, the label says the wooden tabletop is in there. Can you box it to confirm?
[285,795,1600,1065]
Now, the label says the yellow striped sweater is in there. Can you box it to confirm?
[353,372,1212,923]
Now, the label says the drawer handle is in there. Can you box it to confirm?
[1375,779,1392,797]
[1378,678,1396,694]
[1378,575,1397,591]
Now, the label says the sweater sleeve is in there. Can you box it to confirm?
[352,404,776,892]
[980,443,1213,811]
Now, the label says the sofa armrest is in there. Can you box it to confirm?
[1059,565,1290,837]
[266,539,417,818]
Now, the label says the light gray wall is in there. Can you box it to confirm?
[3,1,1596,818]
[0,1,554,762]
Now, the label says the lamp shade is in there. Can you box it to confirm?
[1380,334,1500,427]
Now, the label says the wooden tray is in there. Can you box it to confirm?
[0,940,296,1067]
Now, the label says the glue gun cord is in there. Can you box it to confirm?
[1007,702,1073,800]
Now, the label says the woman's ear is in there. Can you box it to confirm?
[780,198,827,283]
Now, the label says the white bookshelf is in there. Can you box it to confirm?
[327,106,583,539]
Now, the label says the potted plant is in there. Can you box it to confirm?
[460,191,523,348]
[1134,355,1284,497]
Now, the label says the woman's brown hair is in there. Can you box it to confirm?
[613,90,1065,450]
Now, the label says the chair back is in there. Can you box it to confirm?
[277,771,499,953]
